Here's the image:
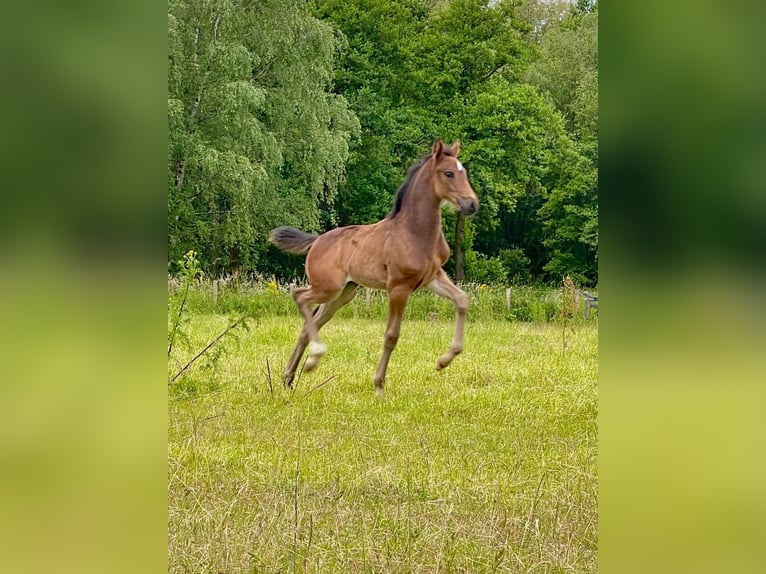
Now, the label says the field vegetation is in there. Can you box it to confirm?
[168,278,597,572]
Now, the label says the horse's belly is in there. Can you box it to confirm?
[347,267,388,290]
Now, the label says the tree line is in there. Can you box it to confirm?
[168,0,597,285]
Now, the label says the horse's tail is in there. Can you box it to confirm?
[269,226,318,255]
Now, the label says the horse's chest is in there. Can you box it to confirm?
[436,237,450,265]
[392,250,446,288]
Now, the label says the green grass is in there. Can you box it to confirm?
[173,277,598,324]
[168,314,597,573]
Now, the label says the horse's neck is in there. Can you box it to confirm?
[397,174,442,239]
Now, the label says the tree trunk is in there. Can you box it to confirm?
[454,212,465,282]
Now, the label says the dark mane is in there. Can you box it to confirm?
[386,147,455,219]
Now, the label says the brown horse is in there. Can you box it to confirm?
[269,139,478,395]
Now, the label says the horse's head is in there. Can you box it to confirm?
[430,139,479,216]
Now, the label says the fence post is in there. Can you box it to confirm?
[365,288,371,305]
[212,279,219,306]
[574,288,580,316]
[505,287,512,310]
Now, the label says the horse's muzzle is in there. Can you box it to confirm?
[458,197,479,216]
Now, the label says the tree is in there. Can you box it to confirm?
[312,0,434,227]
[527,1,597,153]
[517,0,571,41]
[462,80,562,274]
[537,135,598,284]
[315,0,534,280]
[168,0,358,273]
[527,1,598,284]
[166,0,598,284]
[416,0,533,280]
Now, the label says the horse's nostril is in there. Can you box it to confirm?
[458,198,478,215]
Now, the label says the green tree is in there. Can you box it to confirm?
[460,72,597,285]
[315,0,534,280]
[527,1,597,152]
[528,1,598,284]
[312,0,433,226]
[462,80,562,276]
[518,0,571,41]
[168,0,358,273]
[538,135,598,284]
[417,0,533,280]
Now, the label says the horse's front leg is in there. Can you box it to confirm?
[373,285,411,396]
[426,269,470,370]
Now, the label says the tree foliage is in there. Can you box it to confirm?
[528,0,598,283]
[168,0,358,272]
[167,0,598,285]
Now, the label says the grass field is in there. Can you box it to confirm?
[168,313,597,573]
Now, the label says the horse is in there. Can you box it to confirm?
[269,139,479,395]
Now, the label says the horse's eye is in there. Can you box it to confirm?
[444,171,454,178]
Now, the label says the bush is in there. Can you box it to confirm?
[498,248,532,285]
[464,251,506,284]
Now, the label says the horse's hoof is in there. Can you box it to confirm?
[304,356,319,373]
[436,356,449,370]
[373,376,385,397]
[304,341,326,373]
[309,341,327,357]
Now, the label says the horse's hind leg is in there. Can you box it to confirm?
[284,283,358,386]
[283,319,311,388]
[426,269,470,370]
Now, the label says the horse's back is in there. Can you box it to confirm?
[305,219,448,292]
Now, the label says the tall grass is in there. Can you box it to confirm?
[169,275,598,324]
[168,313,598,572]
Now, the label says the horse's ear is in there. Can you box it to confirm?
[451,140,461,156]
[431,139,444,158]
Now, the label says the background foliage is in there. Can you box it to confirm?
[168,0,598,285]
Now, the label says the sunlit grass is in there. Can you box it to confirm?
[168,315,597,573]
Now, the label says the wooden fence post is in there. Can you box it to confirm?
[575,288,580,315]
[505,287,512,310]
[582,290,598,319]
[212,279,219,306]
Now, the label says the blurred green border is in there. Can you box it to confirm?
[601,2,766,572]
[0,1,167,573]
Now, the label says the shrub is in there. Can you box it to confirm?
[464,251,506,284]
[498,247,532,284]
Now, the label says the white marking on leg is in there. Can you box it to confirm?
[309,341,327,357]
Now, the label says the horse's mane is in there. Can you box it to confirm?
[386,146,456,219]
